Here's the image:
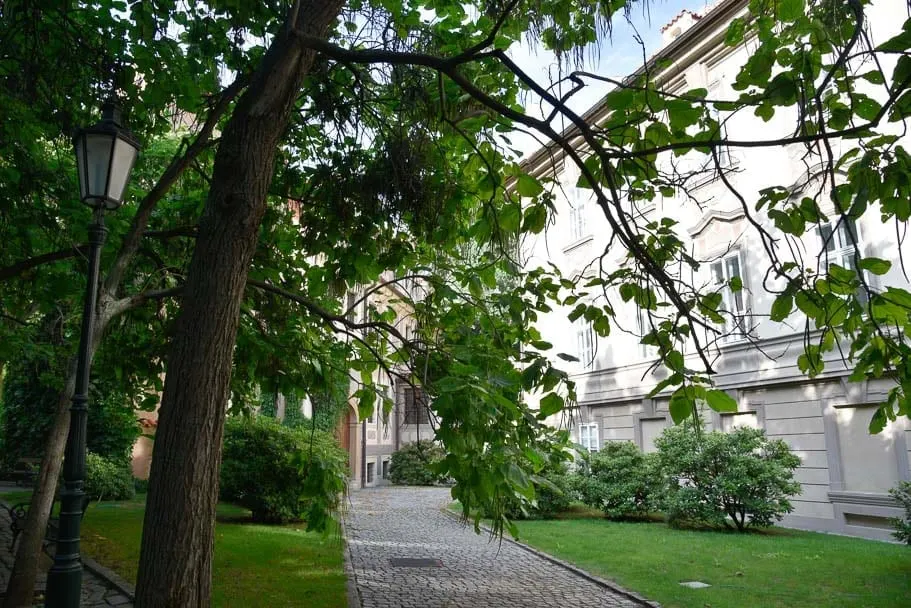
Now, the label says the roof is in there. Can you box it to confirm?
[660,9,702,32]
[520,0,748,177]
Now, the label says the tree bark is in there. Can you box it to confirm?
[133,3,343,606]
[2,359,75,608]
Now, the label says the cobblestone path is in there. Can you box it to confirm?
[344,486,650,608]
[0,499,133,607]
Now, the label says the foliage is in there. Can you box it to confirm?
[501,461,574,520]
[0,356,140,466]
[513,514,911,608]
[219,416,348,526]
[654,424,801,531]
[78,496,347,607]
[575,442,661,519]
[388,440,447,486]
[84,453,136,502]
[888,481,911,545]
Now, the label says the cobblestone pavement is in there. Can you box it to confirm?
[0,497,133,607]
[345,486,650,608]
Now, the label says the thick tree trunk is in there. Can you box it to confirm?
[2,361,75,608]
[133,3,343,606]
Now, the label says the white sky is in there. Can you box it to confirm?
[507,0,711,157]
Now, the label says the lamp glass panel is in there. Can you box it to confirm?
[106,136,139,203]
[74,137,88,199]
[85,133,114,198]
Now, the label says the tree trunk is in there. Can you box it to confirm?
[275,392,286,421]
[2,361,75,608]
[134,3,343,606]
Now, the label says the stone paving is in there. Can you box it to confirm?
[0,495,133,607]
[344,486,651,608]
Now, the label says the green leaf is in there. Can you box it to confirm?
[705,389,738,413]
[777,0,805,21]
[539,392,564,417]
[858,257,891,275]
[517,174,544,197]
[593,315,611,337]
[522,204,547,233]
[770,293,794,321]
[868,406,888,434]
[530,340,553,350]
[669,390,694,424]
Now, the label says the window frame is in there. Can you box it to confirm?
[709,250,749,342]
[578,422,599,453]
[403,386,430,425]
[574,318,595,368]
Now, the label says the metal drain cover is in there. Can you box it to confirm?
[389,558,443,568]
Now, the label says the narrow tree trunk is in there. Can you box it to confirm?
[134,3,343,606]
[2,360,75,608]
[275,392,286,422]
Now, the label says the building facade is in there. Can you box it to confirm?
[522,0,911,540]
[336,273,436,488]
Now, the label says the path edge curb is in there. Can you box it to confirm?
[82,555,135,600]
[340,498,364,608]
[441,508,661,608]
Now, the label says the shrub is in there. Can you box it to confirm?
[502,462,574,520]
[133,477,150,494]
[220,416,348,526]
[388,440,446,486]
[84,453,135,501]
[889,481,911,545]
[654,424,801,531]
[576,442,661,519]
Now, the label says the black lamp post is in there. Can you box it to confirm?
[45,102,139,608]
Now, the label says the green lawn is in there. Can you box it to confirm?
[511,507,911,608]
[1,491,347,607]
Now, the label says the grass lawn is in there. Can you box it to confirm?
[1,491,347,607]
[512,507,911,608]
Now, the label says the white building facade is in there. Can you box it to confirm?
[522,0,911,540]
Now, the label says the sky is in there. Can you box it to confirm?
[507,0,712,157]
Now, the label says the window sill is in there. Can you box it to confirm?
[563,235,593,254]
[828,491,900,508]
[690,162,739,190]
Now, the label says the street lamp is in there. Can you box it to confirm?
[45,101,140,608]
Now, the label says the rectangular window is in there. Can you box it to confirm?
[568,189,589,241]
[636,307,656,359]
[818,219,867,301]
[579,422,599,452]
[720,412,759,432]
[404,387,430,425]
[366,461,375,484]
[382,459,390,479]
[710,251,747,341]
[575,319,595,368]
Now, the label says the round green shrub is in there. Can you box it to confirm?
[888,481,911,545]
[654,424,801,531]
[576,441,661,519]
[84,453,135,501]
[388,440,446,485]
[219,416,348,526]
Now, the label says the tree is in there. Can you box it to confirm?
[2,0,911,605]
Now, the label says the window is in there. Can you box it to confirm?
[404,387,430,425]
[818,218,867,301]
[575,319,595,368]
[636,307,656,359]
[366,461,375,484]
[707,79,732,169]
[382,459,390,479]
[579,423,599,452]
[720,412,759,432]
[710,251,748,341]
[568,188,589,241]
